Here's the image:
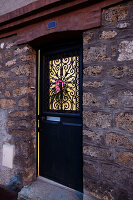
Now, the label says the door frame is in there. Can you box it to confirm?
[36,38,83,191]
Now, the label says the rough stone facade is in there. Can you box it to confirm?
[0,35,36,188]
[0,0,133,200]
[83,1,133,200]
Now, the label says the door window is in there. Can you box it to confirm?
[49,56,80,111]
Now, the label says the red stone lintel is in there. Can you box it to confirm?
[0,0,124,44]
[17,6,101,44]
[0,0,62,24]
[0,0,92,35]
[0,0,93,27]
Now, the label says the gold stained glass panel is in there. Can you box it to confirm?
[49,56,79,111]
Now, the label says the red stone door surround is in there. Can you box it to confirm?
[0,0,124,44]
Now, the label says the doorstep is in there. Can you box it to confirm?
[18,177,99,200]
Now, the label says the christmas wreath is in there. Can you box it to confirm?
[50,79,71,106]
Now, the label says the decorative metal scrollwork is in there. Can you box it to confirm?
[49,56,80,111]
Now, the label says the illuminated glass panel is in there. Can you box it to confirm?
[49,56,79,111]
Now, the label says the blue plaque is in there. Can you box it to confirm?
[48,21,56,29]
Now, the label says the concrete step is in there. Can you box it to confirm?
[18,177,98,200]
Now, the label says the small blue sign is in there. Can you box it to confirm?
[48,21,56,29]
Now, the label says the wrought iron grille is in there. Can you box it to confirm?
[48,55,80,111]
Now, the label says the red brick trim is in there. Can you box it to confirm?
[0,0,124,44]
[0,0,91,32]
[0,0,89,25]
[0,0,61,24]
[17,6,101,44]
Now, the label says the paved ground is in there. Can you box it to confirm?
[18,177,98,200]
[0,178,99,200]
[0,186,17,200]
[18,177,82,200]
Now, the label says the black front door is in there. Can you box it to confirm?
[39,41,83,192]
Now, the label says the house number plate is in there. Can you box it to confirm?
[48,21,56,29]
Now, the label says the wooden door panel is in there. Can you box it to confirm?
[39,41,83,192]
[40,120,82,191]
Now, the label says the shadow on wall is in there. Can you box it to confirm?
[0,186,17,200]
[117,189,130,200]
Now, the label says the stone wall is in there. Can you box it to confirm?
[0,35,36,188]
[83,1,133,200]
